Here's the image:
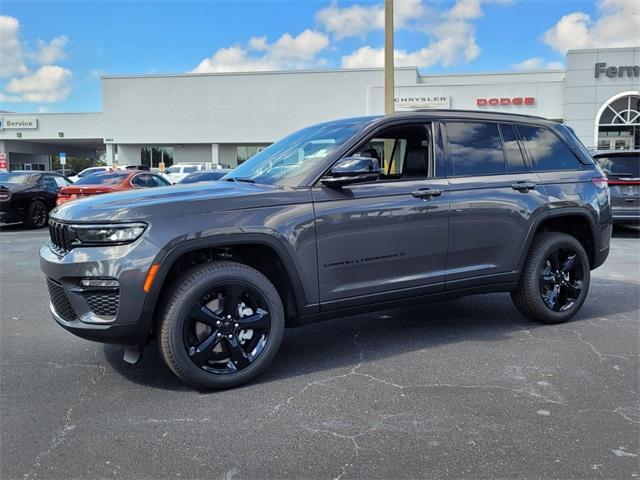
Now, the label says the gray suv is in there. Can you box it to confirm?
[40,111,612,390]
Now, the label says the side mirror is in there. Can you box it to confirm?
[321,156,380,187]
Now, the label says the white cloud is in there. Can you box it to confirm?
[315,0,428,40]
[543,0,640,54]
[512,57,564,71]
[31,35,68,64]
[340,0,501,68]
[0,15,72,103]
[3,65,72,102]
[192,29,329,73]
[0,16,28,78]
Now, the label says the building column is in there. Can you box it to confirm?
[105,144,116,167]
[211,143,220,166]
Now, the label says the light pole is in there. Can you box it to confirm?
[384,0,394,115]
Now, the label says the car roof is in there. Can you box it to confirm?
[5,170,64,176]
[592,150,640,157]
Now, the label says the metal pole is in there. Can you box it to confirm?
[384,0,394,115]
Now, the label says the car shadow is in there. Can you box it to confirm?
[612,224,639,238]
[102,279,638,392]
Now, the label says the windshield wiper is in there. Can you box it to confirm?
[226,177,256,184]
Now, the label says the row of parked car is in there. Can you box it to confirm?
[0,164,232,228]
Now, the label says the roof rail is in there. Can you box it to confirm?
[411,109,549,121]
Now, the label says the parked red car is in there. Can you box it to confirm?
[56,170,170,206]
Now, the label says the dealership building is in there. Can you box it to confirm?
[0,46,638,171]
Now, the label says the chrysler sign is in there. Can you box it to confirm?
[394,95,450,111]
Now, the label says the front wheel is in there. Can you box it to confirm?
[24,200,48,228]
[511,232,590,324]
[158,261,284,390]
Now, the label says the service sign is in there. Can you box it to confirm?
[1,117,38,129]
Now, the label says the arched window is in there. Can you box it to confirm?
[595,92,640,150]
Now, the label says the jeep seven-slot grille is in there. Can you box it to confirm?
[46,279,77,322]
[48,220,73,254]
[83,290,119,316]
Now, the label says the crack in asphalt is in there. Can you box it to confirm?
[22,364,106,479]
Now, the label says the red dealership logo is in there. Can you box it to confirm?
[477,97,535,107]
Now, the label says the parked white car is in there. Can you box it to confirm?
[160,164,207,184]
[68,165,128,183]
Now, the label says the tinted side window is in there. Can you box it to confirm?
[41,175,58,189]
[517,125,582,171]
[445,122,505,176]
[500,124,527,173]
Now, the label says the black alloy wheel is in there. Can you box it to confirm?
[538,246,584,312]
[159,261,284,390]
[184,283,271,374]
[25,200,48,228]
[511,232,591,324]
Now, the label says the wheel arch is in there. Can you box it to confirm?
[517,208,600,272]
[140,234,312,341]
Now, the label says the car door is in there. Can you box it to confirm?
[39,174,63,210]
[442,120,548,288]
[312,121,449,310]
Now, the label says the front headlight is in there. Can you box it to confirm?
[71,222,147,245]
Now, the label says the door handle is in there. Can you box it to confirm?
[412,188,442,199]
[511,181,536,192]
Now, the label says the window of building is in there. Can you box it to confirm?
[499,124,527,173]
[517,125,581,171]
[596,94,640,150]
[445,122,505,176]
[236,145,268,165]
[141,146,174,168]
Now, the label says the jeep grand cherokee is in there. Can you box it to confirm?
[40,111,612,390]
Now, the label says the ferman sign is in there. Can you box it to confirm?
[0,117,38,129]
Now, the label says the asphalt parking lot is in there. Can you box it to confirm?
[1,225,638,480]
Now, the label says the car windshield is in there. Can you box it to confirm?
[165,166,181,174]
[0,172,34,184]
[225,118,371,185]
[75,171,128,185]
[180,171,225,183]
[595,154,640,177]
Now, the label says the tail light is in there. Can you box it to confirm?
[56,193,77,206]
[607,179,640,186]
[591,177,608,189]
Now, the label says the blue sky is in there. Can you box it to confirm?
[1,0,637,113]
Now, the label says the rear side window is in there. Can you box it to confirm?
[445,122,505,176]
[517,125,582,171]
[499,124,527,173]
[183,166,198,173]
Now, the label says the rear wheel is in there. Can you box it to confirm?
[158,261,284,390]
[511,232,590,324]
[24,200,48,229]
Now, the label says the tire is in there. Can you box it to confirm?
[23,200,48,229]
[158,261,284,390]
[511,232,590,324]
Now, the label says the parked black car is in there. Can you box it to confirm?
[41,111,611,390]
[1,171,72,228]
[592,150,639,224]
[178,169,231,184]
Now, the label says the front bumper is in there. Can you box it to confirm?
[0,204,24,224]
[40,237,160,345]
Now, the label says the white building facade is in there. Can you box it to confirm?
[0,47,638,171]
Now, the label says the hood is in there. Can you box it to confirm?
[50,180,304,223]
[0,183,34,194]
